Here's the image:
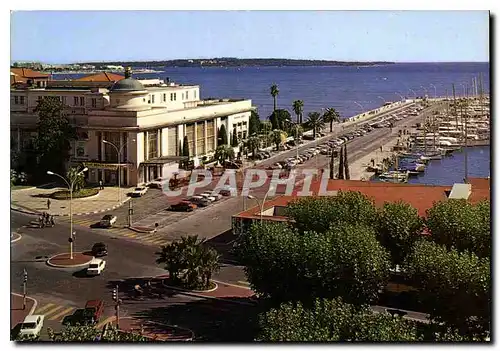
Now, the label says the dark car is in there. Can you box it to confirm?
[188,197,211,207]
[170,201,197,212]
[91,242,108,257]
[62,309,88,326]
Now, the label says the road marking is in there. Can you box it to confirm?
[95,316,116,329]
[49,307,74,321]
[34,303,55,314]
[147,238,168,245]
[122,232,137,238]
[41,305,64,318]
[237,281,250,286]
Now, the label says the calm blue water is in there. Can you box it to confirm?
[54,62,489,120]
[406,146,491,186]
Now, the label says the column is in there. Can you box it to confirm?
[204,120,208,154]
[194,122,198,156]
[157,129,161,157]
[144,131,149,161]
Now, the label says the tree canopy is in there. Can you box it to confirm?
[305,111,325,139]
[292,100,304,124]
[218,125,228,146]
[269,109,292,131]
[248,110,261,136]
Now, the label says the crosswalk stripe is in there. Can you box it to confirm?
[34,303,55,314]
[95,316,116,329]
[122,232,137,238]
[42,305,64,318]
[49,307,74,321]
[147,238,167,244]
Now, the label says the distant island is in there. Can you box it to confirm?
[76,58,395,68]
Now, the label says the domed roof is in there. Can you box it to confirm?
[109,78,145,92]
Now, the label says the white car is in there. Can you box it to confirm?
[131,186,148,197]
[19,315,44,338]
[87,258,106,276]
[149,177,167,189]
[201,191,223,201]
[100,215,117,228]
[199,193,217,202]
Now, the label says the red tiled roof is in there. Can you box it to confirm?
[234,178,490,220]
[10,68,49,79]
[10,74,27,85]
[75,72,124,82]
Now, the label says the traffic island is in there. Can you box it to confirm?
[11,232,22,243]
[46,252,94,268]
[162,279,219,293]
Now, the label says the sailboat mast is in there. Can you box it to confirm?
[452,84,458,130]
[464,84,469,183]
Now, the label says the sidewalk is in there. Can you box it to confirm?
[118,317,194,341]
[11,293,36,331]
[11,186,134,216]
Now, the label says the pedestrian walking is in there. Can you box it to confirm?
[47,199,51,210]
[99,180,103,190]
[50,216,55,227]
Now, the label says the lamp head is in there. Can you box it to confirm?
[247,195,255,200]
[82,167,88,173]
[102,140,109,144]
[47,171,54,175]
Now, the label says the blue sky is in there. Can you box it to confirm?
[10,10,489,63]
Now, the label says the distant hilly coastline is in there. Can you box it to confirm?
[78,58,395,68]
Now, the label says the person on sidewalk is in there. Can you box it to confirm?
[47,199,51,210]
[99,180,103,190]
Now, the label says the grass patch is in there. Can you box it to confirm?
[11,185,33,190]
[51,188,99,200]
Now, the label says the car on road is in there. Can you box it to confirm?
[200,191,221,201]
[189,196,211,207]
[131,186,148,197]
[83,300,105,324]
[148,177,167,189]
[91,242,108,257]
[216,185,234,197]
[19,315,44,338]
[87,258,106,276]
[170,201,197,212]
[100,215,117,228]
[62,309,88,326]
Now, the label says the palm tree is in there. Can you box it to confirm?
[155,242,185,284]
[270,84,279,113]
[305,112,325,139]
[270,129,286,151]
[214,145,235,167]
[66,167,86,192]
[246,135,261,159]
[292,100,304,124]
[322,108,341,132]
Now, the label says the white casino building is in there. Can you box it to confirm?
[11,69,252,186]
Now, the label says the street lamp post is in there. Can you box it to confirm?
[47,167,88,260]
[377,96,386,104]
[247,186,275,223]
[420,86,428,97]
[395,92,404,101]
[102,139,135,203]
[353,101,365,111]
[408,88,417,99]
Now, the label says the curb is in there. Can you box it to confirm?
[11,292,38,316]
[11,232,22,243]
[11,206,41,216]
[162,281,219,294]
[46,252,94,268]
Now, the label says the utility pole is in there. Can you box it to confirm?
[22,268,27,310]
[112,285,120,329]
[128,199,133,227]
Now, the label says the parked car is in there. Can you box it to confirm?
[19,315,44,338]
[83,300,105,324]
[131,186,148,197]
[87,258,106,276]
[208,192,223,201]
[62,309,88,326]
[100,215,117,228]
[189,196,211,207]
[148,177,167,189]
[199,193,217,202]
[170,201,197,212]
[91,242,108,257]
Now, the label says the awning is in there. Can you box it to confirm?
[83,161,132,170]
[140,156,189,166]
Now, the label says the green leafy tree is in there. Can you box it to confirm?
[305,111,325,139]
[156,235,220,290]
[270,129,287,151]
[376,201,424,267]
[238,221,390,305]
[337,144,344,179]
[425,199,490,258]
[246,135,261,159]
[292,99,304,124]
[66,167,86,192]
[45,325,151,341]
[249,110,261,136]
[286,191,378,234]
[329,148,335,179]
[218,124,228,146]
[34,96,77,181]
[322,107,341,132]
[269,109,292,132]
[258,297,418,341]
[231,128,239,147]
[404,240,490,338]
[270,83,279,113]
[10,170,17,186]
[214,145,235,166]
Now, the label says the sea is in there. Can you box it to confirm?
[52,62,490,186]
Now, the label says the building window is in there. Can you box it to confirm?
[91,98,97,108]
[242,131,247,139]
[182,93,185,100]
[194,90,197,99]
[170,93,174,101]
[152,94,155,103]
[97,132,102,161]
[80,97,85,106]
[62,96,67,105]
[148,130,158,160]
[174,93,177,101]
[163,93,166,102]
[206,120,215,152]
[20,96,25,104]
[196,122,205,155]
[186,91,189,100]
[103,132,120,162]
[14,96,19,104]
[186,124,195,156]
[74,97,78,106]
[243,121,247,127]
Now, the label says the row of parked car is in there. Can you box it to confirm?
[169,185,234,212]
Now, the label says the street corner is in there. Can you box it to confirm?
[118,317,194,341]
[11,293,37,334]
[204,281,255,299]
[46,252,94,268]
[11,232,22,243]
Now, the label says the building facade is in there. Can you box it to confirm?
[11,69,252,186]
